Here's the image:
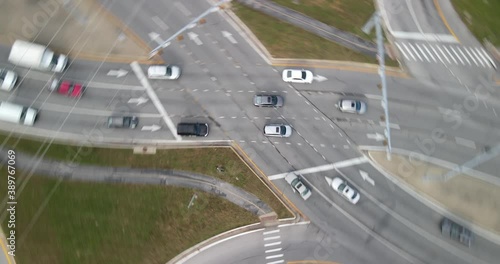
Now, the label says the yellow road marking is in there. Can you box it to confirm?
[433,0,460,43]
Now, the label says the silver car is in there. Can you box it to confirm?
[264,124,292,137]
[336,99,367,114]
[0,69,18,92]
[285,173,312,200]
[253,95,284,107]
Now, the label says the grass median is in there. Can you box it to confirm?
[451,0,500,46]
[0,175,257,264]
[232,2,399,66]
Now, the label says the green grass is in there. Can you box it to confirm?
[451,0,500,46]
[0,176,257,264]
[232,2,399,66]
[272,0,375,39]
[0,133,291,219]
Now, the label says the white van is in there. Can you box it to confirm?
[0,101,38,126]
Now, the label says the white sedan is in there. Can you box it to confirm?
[148,65,181,80]
[331,177,360,204]
[336,99,367,114]
[264,124,292,137]
[282,69,313,83]
[285,173,312,200]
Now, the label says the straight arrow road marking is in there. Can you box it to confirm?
[313,75,327,82]
[127,97,149,106]
[141,124,161,132]
[148,32,164,45]
[367,133,385,141]
[187,32,203,45]
[359,170,375,186]
[222,31,237,44]
[107,69,128,78]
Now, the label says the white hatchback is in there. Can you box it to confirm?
[264,124,292,137]
[282,69,313,83]
[148,65,181,79]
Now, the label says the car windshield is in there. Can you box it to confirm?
[0,70,6,79]
[280,126,287,135]
[271,96,277,104]
[355,101,361,111]
[351,192,357,199]
[287,71,292,78]
[301,71,306,79]
[338,183,346,191]
[166,67,172,76]
[302,189,310,196]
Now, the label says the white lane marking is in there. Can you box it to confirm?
[174,2,192,16]
[479,48,497,68]
[266,254,284,259]
[463,47,479,66]
[148,32,164,45]
[422,44,437,62]
[265,248,282,253]
[470,47,486,67]
[408,43,422,61]
[430,45,444,63]
[395,42,410,60]
[455,137,477,149]
[267,260,284,264]
[391,31,458,42]
[263,236,280,241]
[436,45,451,64]
[456,46,471,65]
[264,242,281,247]
[449,46,465,65]
[415,43,430,62]
[379,121,400,130]
[268,157,368,179]
[365,94,383,100]
[493,108,498,117]
[401,42,416,61]
[443,45,457,64]
[263,229,280,235]
[131,61,181,141]
[151,16,169,31]
[40,103,161,117]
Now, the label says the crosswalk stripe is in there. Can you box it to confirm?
[463,47,479,66]
[401,42,416,61]
[395,42,410,60]
[409,43,423,61]
[443,46,458,64]
[415,43,430,62]
[437,45,451,64]
[478,48,497,68]
[422,44,437,62]
[456,46,471,65]
[449,46,465,65]
[430,45,445,63]
[470,48,487,67]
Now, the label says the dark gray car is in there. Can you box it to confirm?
[253,95,284,107]
[177,122,209,137]
[107,116,138,129]
[441,218,473,247]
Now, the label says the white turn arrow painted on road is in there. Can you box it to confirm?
[148,32,165,45]
[187,32,203,45]
[313,75,328,82]
[367,133,385,142]
[107,69,128,78]
[324,176,333,187]
[142,125,161,132]
[128,97,149,106]
[359,170,375,186]
[222,31,237,44]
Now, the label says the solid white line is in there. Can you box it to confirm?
[265,248,282,253]
[401,42,416,61]
[174,2,192,16]
[365,94,383,100]
[449,46,465,65]
[268,157,369,179]
[266,254,284,259]
[391,31,458,43]
[408,43,422,61]
[455,137,477,149]
[395,42,410,60]
[443,46,457,64]
[263,229,280,235]
[437,45,451,64]
[131,61,181,141]
[463,47,479,66]
[264,241,281,247]
[422,44,437,62]
[456,46,471,65]
[267,259,284,264]
[415,43,430,62]
[470,48,486,67]
[478,48,497,68]
[263,235,280,241]
[151,16,169,31]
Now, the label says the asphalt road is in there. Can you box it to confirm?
[1,0,499,263]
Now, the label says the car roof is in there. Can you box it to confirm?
[264,124,281,135]
[340,100,357,110]
[148,65,167,76]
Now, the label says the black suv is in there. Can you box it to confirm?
[177,122,209,137]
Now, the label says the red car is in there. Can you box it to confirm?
[49,79,85,97]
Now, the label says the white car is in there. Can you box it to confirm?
[0,69,18,92]
[336,99,367,114]
[148,65,181,79]
[331,177,360,204]
[282,69,313,83]
[285,173,312,200]
[264,124,292,137]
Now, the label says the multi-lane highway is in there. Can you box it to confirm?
[1,0,499,263]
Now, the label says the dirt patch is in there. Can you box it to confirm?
[0,0,162,63]
[369,151,500,234]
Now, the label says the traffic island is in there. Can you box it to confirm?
[0,0,162,63]
[368,151,500,241]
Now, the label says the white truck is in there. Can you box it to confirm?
[8,40,68,72]
[0,101,38,126]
